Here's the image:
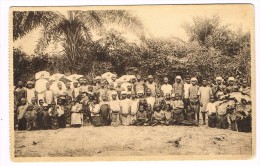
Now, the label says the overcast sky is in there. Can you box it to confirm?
[13,5,253,55]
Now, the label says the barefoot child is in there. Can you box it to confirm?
[207,96,217,128]
[172,93,184,125]
[152,103,166,126]
[136,105,148,126]
[120,91,131,126]
[130,92,139,125]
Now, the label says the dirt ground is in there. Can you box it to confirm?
[14,125,252,157]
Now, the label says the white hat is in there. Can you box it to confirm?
[228,77,235,81]
[176,76,182,79]
[121,91,127,95]
[111,91,117,95]
[43,103,48,107]
[216,77,223,81]
[191,77,197,82]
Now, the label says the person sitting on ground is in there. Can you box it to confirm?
[146,104,153,125]
[164,104,174,126]
[172,93,185,125]
[135,105,148,126]
[207,96,217,128]
[151,103,166,126]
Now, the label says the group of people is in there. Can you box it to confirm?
[14,73,252,132]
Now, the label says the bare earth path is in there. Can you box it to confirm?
[14,125,252,157]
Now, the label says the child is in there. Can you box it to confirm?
[17,98,28,130]
[25,104,38,131]
[56,97,66,128]
[130,92,139,125]
[41,103,51,130]
[199,79,212,125]
[44,82,55,106]
[152,103,166,126]
[146,104,153,125]
[172,93,184,125]
[65,82,74,99]
[48,101,59,130]
[71,99,83,128]
[146,89,155,108]
[188,77,200,123]
[26,81,37,104]
[99,95,111,126]
[206,96,217,128]
[120,91,131,126]
[72,81,80,100]
[97,82,108,102]
[135,105,148,126]
[164,93,172,106]
[89,99,102,127]
[110,92,121,126]
[164,104,173,126]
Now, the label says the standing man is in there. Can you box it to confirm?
[160,77,172,97]
[146,75,157,97]
[188,77,200,123]
[134,75,146,95]
[14,81,27,108]
[172,76,184,98]
[183,76,191,109]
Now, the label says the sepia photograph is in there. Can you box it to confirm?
[9,4,255,161]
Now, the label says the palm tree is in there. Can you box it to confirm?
[13,10,144,73]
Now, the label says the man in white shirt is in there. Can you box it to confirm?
[160,77,172,97]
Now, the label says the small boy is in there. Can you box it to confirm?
[146,104,153,125]
[152,103,166,126]
[25,104,38,131]
[41,103,51,130]
[206,96,217,128]
[135,105,148,126]
[44,82,55,106]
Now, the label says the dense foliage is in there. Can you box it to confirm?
[13,12,251,85]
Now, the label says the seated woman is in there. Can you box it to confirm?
[71,97,83,128]
[151,103,165,126]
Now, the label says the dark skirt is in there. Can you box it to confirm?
[18,117,27,131]
[92,116,102,127]
[42,111,51,129]
[208,113,217,128]
[217,115,229,129]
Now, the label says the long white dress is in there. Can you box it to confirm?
[71,103,83,125]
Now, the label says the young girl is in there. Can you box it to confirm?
[152,103,165,126]
[89,99,102,127]
[146,104,153,125]
[99,95,111,126]
[71,99,83,128]
[48,101,59,130]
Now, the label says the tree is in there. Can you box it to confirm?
[13,10,144,73]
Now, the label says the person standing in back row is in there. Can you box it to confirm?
[198,79,212,125]
[160,77,172,97]
[172,76,184,99]
[188,77,201,123]
[146,75,157,97]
